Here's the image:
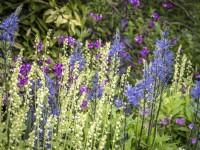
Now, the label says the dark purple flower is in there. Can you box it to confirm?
[138,58,143,64]
[131,0,140,8]
[80,86,89,94]
[88,42,94,49]
[135,35,143,44]
[14,56,18,62]
[61,36,66,43]
[41,66,51,74]
[140,47,150,58]
[172,38,178,45]
[167,2,172,8]
[20,64,31,75]
[160,117,171,125]
[45,59,51,64]
[196,73,200,79]
[120,51,129,58]
[18,76,28,87]
[3,93,10,105]
[88,13,103,21]
[22,58,27,63]
[67,36,76,46]
[191,137,197,144]
[81,100,88,109]
[37,41,44,51]
[151,12,160,20]
[162,2,167,7]
[94,40,101,48]
[94,53,102,59]
[175,118,185,125]
[54,64,63,77]
[149,20,155,28]
[188,123,194,129]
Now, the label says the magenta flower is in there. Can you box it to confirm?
[140,47,150,58]
[80,86,89,94]
[151,12,160,20]
[138,58,143,64]
[149,20,155,28]
[54,64,63,77]
[88,42,94,49]
[81,100,88,109]
[188,123,194,129]
[131,0,140,8]
[172,38,178,45]
[45,59,51,64]
[176,118,185,125]
[196,72,200,79]
[167,2,172,8]
[94,40,101,48]
[135,35,143,44]
[67,36,76,46]
[37,41,44,51]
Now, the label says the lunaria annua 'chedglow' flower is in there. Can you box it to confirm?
[149,21,155,28]
[131,0,140,8]
[0,4,23,44]
[67,36,76,46]
[94,40,101,48]
[135,35,143,44]
[37,41,44,51]
[88,42,94,49]
[54,64,63,77]
[140,47,150,58]
[109,29,124,58]
[81,100,88,109]
[151,12,160,20]
[175,118,185,125]
[70,45,86,71]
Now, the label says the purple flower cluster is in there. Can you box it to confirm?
[140,47,150,58]
[88,40,101,49]
[54,64,63,77]
[149,12,160,28]
[88,12,103,21]
[18,63,32,87]
[67,36,76,46]
[37,41,44,51]
[130,0,140,8]
[0,4,23,44]
[162,2,172,9]
[135,35,143,44]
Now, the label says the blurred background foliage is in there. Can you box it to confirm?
[0,0,200,72]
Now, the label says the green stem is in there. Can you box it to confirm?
[151,90,163,149]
